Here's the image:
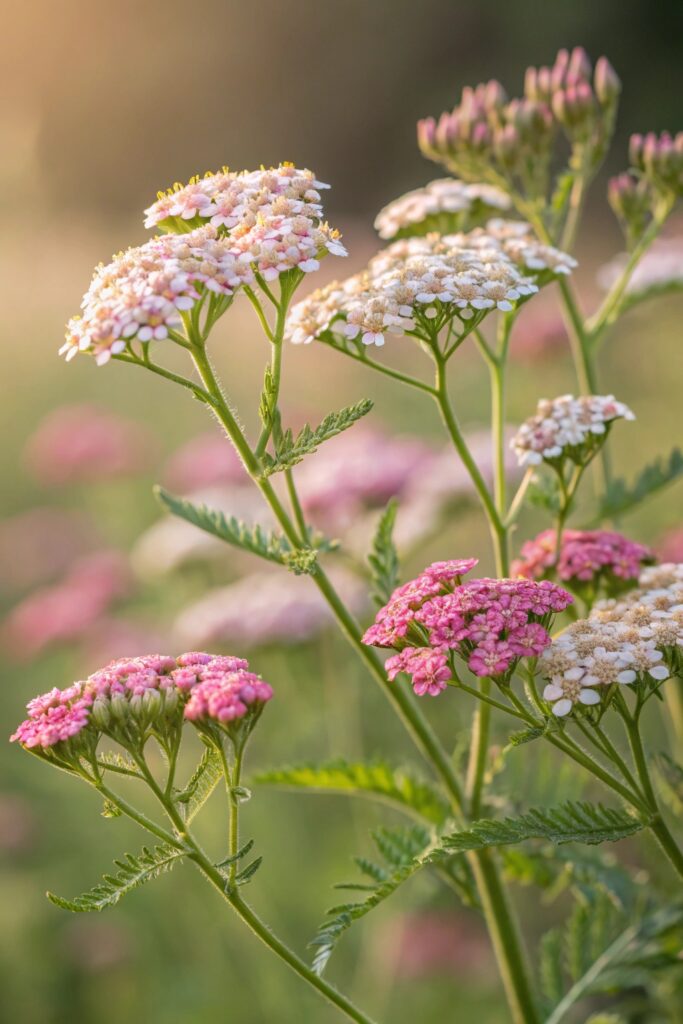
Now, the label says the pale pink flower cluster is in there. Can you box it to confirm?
[374,179,511,240]
[175,568,366,650]
[144,164,345,277]
[513,529,652,586]
[0,507,97,594]
[24,404,153,485]
[285,223,569,348]
[3,551,131,661]
[11,651,272,750]
[511,394,635,467]
[63,165,344,365]
[363,561,572,694]
[539,563,683,716]
[163,432,247,493]
[657,527,683,564]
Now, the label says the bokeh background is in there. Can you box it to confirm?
[1,2,683,1022]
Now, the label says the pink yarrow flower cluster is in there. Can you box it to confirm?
[511,394,635,467]
[62,165,345,366]
[513,529,653,588]
[363,561,572,694]
[10,651,272,752]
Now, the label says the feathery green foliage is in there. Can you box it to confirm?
[176,747,223,823]
[47,845,185,913]
[368,499,400,606]
[255,759,450,825]
[260,400,373,475]
[595,448,683,521]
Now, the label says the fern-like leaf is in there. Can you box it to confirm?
[260,400,373,476]
[441,801,642,853]
[155,487,322,575]
[176,747,223,823]
[47,844,184,912]
[254,759,450,825]
[368,499,399,606]
[310,825,433,975]
[652,752,683,816]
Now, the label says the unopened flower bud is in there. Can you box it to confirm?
[141,688,162,718]
[629,133,644,169]
[163,688,179,717]
[568,46,592,81]
[551,49,569,91]
[594,56,621,105]
[90,699,111,731]
[417,117,437,154]
[110,693,128,723]
[494,124,520,166]
[524,66,539,100]
[484,79,507,111]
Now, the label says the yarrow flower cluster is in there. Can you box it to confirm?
[62,165,345,365]
[418,47,620,202]
[10,652,272,755]
[511,394,635,467]
[285,220,574,348]
[362,560,572,695]
[539,563,683,716]
[374,179,511,240]
[513,529,653,591]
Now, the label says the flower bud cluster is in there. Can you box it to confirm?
[374,179,511,240]
[286,222,574,348]
[511,394,635,468]
[11,651,273,759]
[418,48,619,201]
[609,134,683,242]
[362,560,572,695]
[539,563,683,717]
[62,165,345,365]
[513,529,653,593]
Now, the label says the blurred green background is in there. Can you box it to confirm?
[1,2,683,1022]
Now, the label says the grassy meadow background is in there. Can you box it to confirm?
[1,2,682,1021]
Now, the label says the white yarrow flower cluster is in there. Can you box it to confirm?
[539,562,683,716]
[374,179,511,240]
[285,221,574,349]
[63,164,345,365]
[511,394,635,467]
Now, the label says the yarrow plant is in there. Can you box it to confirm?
[13,47,683,1024]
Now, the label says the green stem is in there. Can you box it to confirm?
[285,468,308,541]
[466,679,492,818]
[433,355,508,575]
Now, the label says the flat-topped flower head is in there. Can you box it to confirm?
[511,394,635,468]
[374,179,511,240]
[285,223,569,349]
[513,529,653,594]
[11,651,272,761]
[63,164,345,365]
[363,564,572,694]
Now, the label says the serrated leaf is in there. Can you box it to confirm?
[235,857,263,885]
[594,448,683,521]
[101,800,122,819]
[441,801,642,854]
[216,838,254,868]
[155,487,322,576]
[261,399,373,476]
[96,751,142,778]
[539,928,564,1007]
[652,752,683,816]
[47,844,184,913]
[506,726,545,748]
[176,747,223,824]
[368,499,399,606]
[254,759,450,825]
[258,365,277,432]
[310,825,433,976]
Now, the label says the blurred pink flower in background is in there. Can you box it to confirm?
[2,550,132,660]
[80,616,170,672]
[0,506,98,593]
[296,427,435,530]
[24,404,155,486]
[598,233,683,296]
[656,526,683,563]
[163,431,247,492]
[379,911,490,980]
[174,567,367,649]
[508,300,567,362]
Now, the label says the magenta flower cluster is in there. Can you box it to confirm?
[10,652,272,751]
[362,560,572,695]
[512,529,653,586]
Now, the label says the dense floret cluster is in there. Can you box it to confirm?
[11,652,272,752]
[511,394,635,467]
[362,561,572,695]
[62,165,345,365]
[374,179,511,240]
[513,529,653,589]
[285,221,574,348]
